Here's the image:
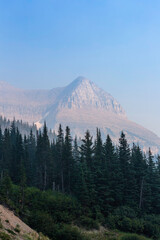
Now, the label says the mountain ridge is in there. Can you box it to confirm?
[0,77,160,153]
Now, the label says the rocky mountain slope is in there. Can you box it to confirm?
[0,205,49,240]
[0,77,160,153]
[0,81,63,124]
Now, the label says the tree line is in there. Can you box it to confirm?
[0,121,160,217]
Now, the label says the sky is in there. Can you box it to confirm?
[0,0,160,136]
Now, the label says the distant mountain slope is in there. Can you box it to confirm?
[0,81,64,124]
[38,77,160,153]
[0,77,160,153]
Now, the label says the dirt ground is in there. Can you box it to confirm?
[0,204,39,240]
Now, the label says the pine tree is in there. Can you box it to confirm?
[143,149,154,212]
[0,127,2,165]
[118,132,131,205]
[93,129,106,216]
[131,144,147,209]
[0,127,3,179]
[104,135,122,208]
[0,174,12,199]
[10,127,24,184]
[35,130,43,188]
[26,130,36,186]
[143,149,160,213]
[157,155,160,174]
[63,126,73,193]
[35,123,51,190]
[80,130,95,211]
[55,124,64,192]
[19,162,27,210]
[71,136,81,197]
[1,129,11,179]
[80,130,94,168]
[73,136,80,163]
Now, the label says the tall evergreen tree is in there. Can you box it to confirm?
[118,132,131,205]
[1,129,11,179]
[11,127,24,184]
[80,130,95,211]
[63,126,73,193]
[71,136,81,197]
[143,149,160,213]
[27,130,36,186]
[55,124,64,192]
[104,135,122,208]
[93,129,106,215]
[36,123,51,190]
[131,144,147,209]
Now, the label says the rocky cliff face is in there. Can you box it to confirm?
[54,76,126,116]
[0,77,160,153]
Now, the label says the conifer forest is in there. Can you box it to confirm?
[0,122,160,240]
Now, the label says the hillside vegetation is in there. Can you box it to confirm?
[0,123,160,239]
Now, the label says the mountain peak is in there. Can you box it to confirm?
[54,76,126,118]
[0,77,160,153]
[69,76,92,89]
[73,76,90,83]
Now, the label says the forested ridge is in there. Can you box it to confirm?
[0,116,37,136]
[0,122,160,240]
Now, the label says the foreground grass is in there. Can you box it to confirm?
[82,228,151,240]
[0,219,152,240]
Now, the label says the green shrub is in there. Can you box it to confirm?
[0,232,11,240]
[143,214,160,225]
[56,225,88,240]
[107,215,134,232]
[25,188,79,224]
[6,229,16,235]
[131,219,144,234]
[120,233,148,240]
[118,217,133,232]
[113,207,137,219]
[38,232,50,240]
[106,214,118,229]
[14,224,21,233]
[143,222,160,239]
[28,211,54,237]
[78,216,99,230]
[23,234,33,240]
[0,218,3,228]
[29,209,88,239]
[117,218,144,234]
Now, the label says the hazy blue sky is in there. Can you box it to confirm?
[0,0,160,136]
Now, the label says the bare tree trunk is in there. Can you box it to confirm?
[68,169,71,194]
[1,170,3,181]
[139,177,144,209]
[44,163,47,191]
[53,181,55,191]
[21,187,25,210]
[61,170,64,193]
